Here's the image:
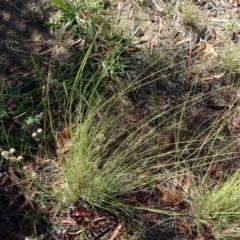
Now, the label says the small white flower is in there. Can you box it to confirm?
[23,166,28,170]
[17,156,24,161]
[31,172,37,178]
[32,132,37,138]
[1,151,8,158]
[9,148,15,154]
[37,128,42,134]
[38,112,44,118]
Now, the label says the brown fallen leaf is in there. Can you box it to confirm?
[52,44,72,62]
[56,124,76,154]
[203,43,218,59]
[210,162,218,173]
[156,185,183,207]
[192,43,207,55]
[157,133,173,153]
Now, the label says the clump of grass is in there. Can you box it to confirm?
[220,44,240,74]
[46,0,166,216]
[55,92,165,210]
[193,168,240,238]
[51,36,240,220]
[178,1,196,26]
[51,45,185,212]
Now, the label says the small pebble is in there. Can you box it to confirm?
[211,11,218,17]
[216,1,222,7]
[218,9,226,15]
[205,3,213,9]
[195,0,207,6]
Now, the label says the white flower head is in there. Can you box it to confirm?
[37,128,42,134]
[1,151,8,158]
[23,166,28,170]
[32,132,37,138]
[9,148,15,154]
[17,156,24,161]
[31,172,37,178]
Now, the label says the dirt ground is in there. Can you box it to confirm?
[1,0,240,76]
[1,0,240,239]
[1,0,240,74]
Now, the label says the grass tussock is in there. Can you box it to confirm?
[178,1,197,27]
[220,44,240,74]
[2,0,240,238]
[193,168,240,238]
[56,94,164,210]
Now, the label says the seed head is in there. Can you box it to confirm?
[32,132,37,138]
[9,148,15,154]
[37,128,42,134]
[1,151,8,158]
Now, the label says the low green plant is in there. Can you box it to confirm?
[193,168,240,238]
[48,35,240,236]
[178,1,196,26]
[220,44,240,74]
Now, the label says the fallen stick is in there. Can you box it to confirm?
[109,223,122,240]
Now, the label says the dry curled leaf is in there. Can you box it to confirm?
[183,174,191,193]
[56,124,75,154]
[203,43,218,59]
[192,43,206,55]
[157,133,173,153]
[156,185,183,207]
[52,44,72,62]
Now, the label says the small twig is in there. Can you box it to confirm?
[175,37,191,45]
[152,0,165,12]
[158,17,163,33]
[109,223,122,240]
[189,27,192,56]
[209,18,228,22]
[68,229,84,236]
[128,5,134,19]
[117,1,131,18]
